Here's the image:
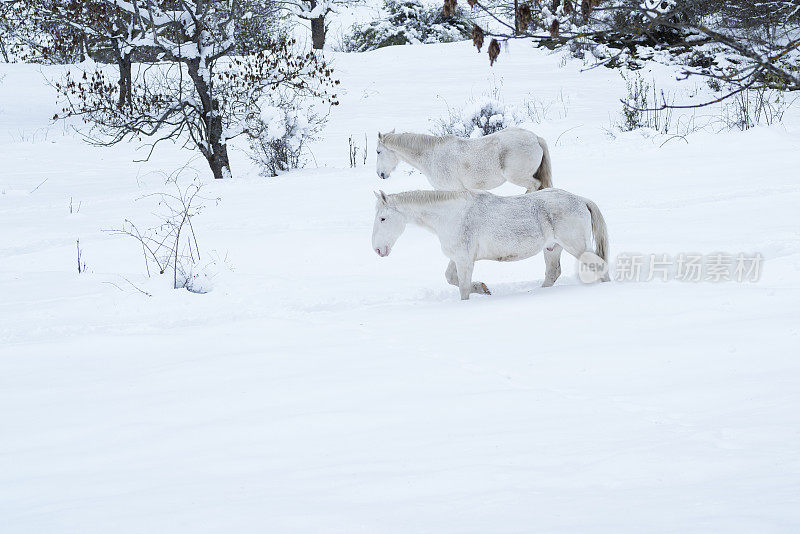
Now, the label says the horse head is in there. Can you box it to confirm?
[372,190,406,257]
[376,131,398,180]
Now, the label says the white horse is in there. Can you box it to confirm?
[376,128,552,192]
[372,188,609,300]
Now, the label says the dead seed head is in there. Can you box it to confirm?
[488,39,500,65]
[472,25,485,52]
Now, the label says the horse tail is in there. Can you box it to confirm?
[585,199,609,269]
[533,136,553,190]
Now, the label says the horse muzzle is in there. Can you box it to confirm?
[375,246,390,257]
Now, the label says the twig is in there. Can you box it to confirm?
[659,134,689,148]
[555,124,583,146]
[123,277,152,297]
[76,239,83,273]
[29,178,48,193]
[102,281,126,292]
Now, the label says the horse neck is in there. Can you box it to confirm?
[384,134,445,172]
[392,196,466,233]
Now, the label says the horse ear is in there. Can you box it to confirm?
[379,190,388,203]
[377,132,383,141]
[389,128,395,134]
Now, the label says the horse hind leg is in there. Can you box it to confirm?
[504,170,541,193]
[500,151,543,192]
[557,232,610,282]
[542,244,563,287]
[445,260,490,297]
[558,236,591,263]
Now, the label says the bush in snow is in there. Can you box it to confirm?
[616,71,675,133]
[433,98,516,137]
[109,171,219,291]
[248,97,323,176]
[339,0,472,52]
[431,85,567,138]
[177,254,233,294]
[720,86,794,131]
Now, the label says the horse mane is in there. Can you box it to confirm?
[387,189,473,207]
[381,132,449,153]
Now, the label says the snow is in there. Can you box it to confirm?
[306,1,332,19]
[259,103,289,140]
[1,41,800,533]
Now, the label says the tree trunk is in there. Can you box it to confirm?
[206,111,231,180]
[79,34,88,62]
[0,35,9,63]
[187,58,232,180]
[311,15,325,50]
[116,49,133,109]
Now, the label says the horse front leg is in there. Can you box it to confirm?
[446,260,490,296]
[455,259,477,300]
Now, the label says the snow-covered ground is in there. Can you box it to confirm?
[2,41,800,532]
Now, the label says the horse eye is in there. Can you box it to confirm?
[376,150,381,154]
[380,217,386,222]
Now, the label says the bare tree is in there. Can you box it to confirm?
[53,0,339,179]
[0,0,145,107]
[0,0,89,63]
[455,0,800,104]
[234,0,286,53]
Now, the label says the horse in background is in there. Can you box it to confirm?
[376,128,552,192]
